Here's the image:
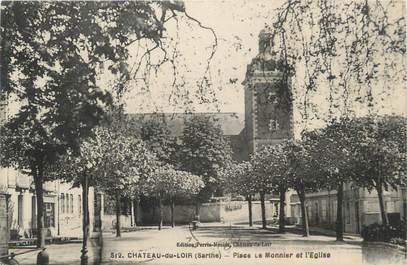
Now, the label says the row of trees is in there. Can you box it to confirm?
[138,116,233,215]
[49,113,233,236]
[49,116,207,234]
[0,109,232,236]
[141,164,204,230]
[223,115,406,241]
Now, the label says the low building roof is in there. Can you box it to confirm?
[126,112,245,136]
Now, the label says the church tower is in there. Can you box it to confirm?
[243,27,293,155]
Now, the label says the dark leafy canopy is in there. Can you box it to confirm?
[94,127,157,198]
[252,143,289,194]
[0,117,64,179]
[179,116,233,201]
[347,115,407,191]
[0,1,187,157]
[220,161,256,196]
[303,115,407,190]
[139,118,176,165]
[0,1,186,86]
[283,140,321,193]
[223,139,329,199]
[302,120,356,189]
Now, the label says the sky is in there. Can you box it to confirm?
[123,0,285,114]
[4,0,406,121]
[4,0,283,117]
[122,0,406,120]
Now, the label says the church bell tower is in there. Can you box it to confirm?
[243,26,293,155]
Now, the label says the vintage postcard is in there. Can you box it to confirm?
[0,1,406,265]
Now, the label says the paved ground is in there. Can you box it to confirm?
[100,223,406,265]
[7,224,406,265]
[10,233,102,265]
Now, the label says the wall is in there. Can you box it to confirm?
[102,215,132,231]
[220,201,274,223]
[141,201,275,225]
[290,185,404,234]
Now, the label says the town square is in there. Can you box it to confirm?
[0,1,406,265]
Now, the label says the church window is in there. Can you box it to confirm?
[268,119,279,131]
[267,92,278,104]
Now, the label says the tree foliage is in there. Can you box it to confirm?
[303,121,355,188]
[141,164,204,200]
[252,143,289,194]
[138,118,176,165]
[348,115,407,191]
[50,125,157,197]
[283,140,320,193]
[221,161,255,197]
[179,116,233,201]
[267,0,405,125]
[0,1,192,159]
[140,163,204,229]
[303,115,406,228]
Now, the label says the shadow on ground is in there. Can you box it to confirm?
[191,226,358,247]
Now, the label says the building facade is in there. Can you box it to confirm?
[0,168,96,239]
[290,184,406,234]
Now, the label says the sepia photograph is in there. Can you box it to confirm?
[0,1,406,265]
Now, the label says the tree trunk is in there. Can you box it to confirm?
[376,184,389,225]
[34,165,45,248]
[115,191,121,237]
[297,188,310,237]
[278,189,286,233]
[260,192,267,229]
[81,174,90,265]
[336,182,344,241]
[195,201,200,221]
[130,199,134,227]
[133,197,138,226]
[247,195,253,227]
[170,197,175,228]
[158,195,163,230]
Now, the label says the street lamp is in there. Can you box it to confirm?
[80,164,91,265]
[57,180,60,236]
